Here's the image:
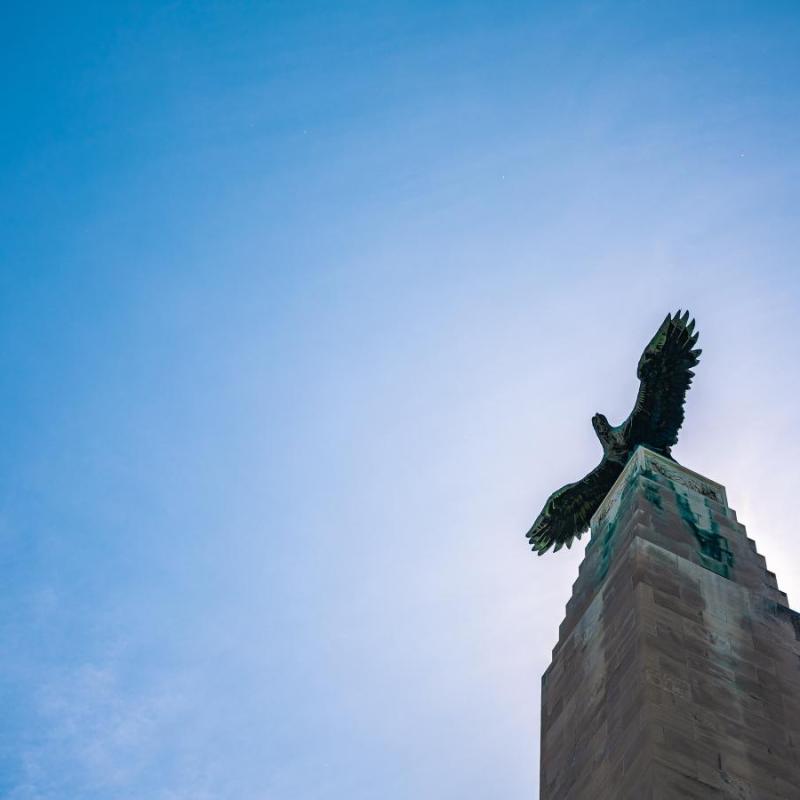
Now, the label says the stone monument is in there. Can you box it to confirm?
[539,447,800,799]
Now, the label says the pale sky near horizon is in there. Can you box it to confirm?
[2,2,800,798]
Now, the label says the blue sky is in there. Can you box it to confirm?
[2,2,800,798]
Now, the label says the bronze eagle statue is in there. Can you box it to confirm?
[527,310,701,555]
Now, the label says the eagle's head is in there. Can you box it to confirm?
[591,413,611,439]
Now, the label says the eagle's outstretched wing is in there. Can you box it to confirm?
[623,310,701,452]
[526,458,623,555]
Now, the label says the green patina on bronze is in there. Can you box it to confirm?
[527,311,701,555]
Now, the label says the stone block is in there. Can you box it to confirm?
[540,449,800,799]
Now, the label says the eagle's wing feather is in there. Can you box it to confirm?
[623,310,701,452]
[526,458,623,555]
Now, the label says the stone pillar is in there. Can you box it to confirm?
[539,447,800,799]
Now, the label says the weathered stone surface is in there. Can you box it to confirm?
[540,448,800,800]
